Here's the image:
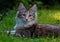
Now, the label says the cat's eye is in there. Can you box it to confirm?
[22,14,26,16]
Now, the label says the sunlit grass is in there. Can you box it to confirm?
[37,9,60,24]
[52,12,60,20]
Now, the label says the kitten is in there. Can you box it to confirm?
[6,3,37,36]
[6,3,60,37]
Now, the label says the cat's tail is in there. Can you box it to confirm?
[4,30,16,36]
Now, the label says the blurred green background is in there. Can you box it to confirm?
[0,0,60,42]
[0,0,60,24]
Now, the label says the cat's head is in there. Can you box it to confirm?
[17,3,37,22]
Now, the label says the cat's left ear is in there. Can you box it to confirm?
[30,4,37,12]
[18,3,26,12]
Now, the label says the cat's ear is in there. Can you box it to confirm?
[18,3,26,12]
[30,4,37,12]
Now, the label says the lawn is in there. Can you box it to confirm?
[0,8,60,42]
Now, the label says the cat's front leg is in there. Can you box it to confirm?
[15,29,23,37]
[16,28,31,37]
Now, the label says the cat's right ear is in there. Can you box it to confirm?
[30,4,37,12]
[18,3,26,12]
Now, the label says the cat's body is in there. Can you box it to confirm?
[15,24,60,37]
[33,24,60,37]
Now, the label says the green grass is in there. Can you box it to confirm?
[0,8,60,42]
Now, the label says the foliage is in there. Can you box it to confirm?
[0,0,60,11]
